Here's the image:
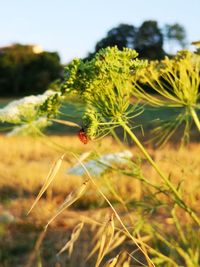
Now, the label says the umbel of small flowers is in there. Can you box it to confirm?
[0,89,61,136]
[133,50,200,145]
[61,46,146,139]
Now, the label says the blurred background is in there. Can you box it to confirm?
[0,0,199,97]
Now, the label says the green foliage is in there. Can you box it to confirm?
[134,50,200,145]
[95,24,136,51]
[164,23,187,49]
[149,218,200,266]
[39,92,61,118]
[61,47,200,229]
[1,47,199,145]
[0,44,62,96]
[135,20,165,60]
[62,46,146,138]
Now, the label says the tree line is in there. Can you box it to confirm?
[0,20,187,96]
[0,44,62,96]
[87,21,187,60]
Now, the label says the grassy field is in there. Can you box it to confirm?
[0,98,200,267]
[0,134,200,266]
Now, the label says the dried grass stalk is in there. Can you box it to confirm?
[57,222,84,256]
[45,180,89,229]
[28,153,65,214]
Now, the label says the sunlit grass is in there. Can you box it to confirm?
[0,135,200,266]
[0,135,199,208]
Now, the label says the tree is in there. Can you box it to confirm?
[89,21,187,61]
[0,44,62,96]
[135,20,165,60]
[90,21,166,60]
[164,23,187,54]
[86,24,136,60]
[95,24,136,51]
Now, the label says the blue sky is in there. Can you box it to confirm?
[1,0,199,63]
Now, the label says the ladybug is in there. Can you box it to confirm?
[78,128,88,144]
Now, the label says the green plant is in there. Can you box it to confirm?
[134,50,200,145]
[61,47,200,227]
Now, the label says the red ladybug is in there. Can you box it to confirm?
[78,128,88,144]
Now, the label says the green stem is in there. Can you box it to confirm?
[110,128,123,146]
[190,107,200,132]
[120,121,200,227]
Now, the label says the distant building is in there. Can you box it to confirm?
[0,43,43,54]
[32,45,43,54]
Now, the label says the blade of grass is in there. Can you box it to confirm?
[27,153,65,214]
[57,222,84,256]
[95,214,115,267]
[45,180,89,230]
[103,255,119,267]
[51,118,81,128]
[190,106,200,132]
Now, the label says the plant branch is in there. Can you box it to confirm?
[120,121,200,227]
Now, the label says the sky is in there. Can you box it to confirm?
[1,0,200,63]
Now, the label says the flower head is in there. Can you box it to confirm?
[0,90,59,124]
[62,47,146,139]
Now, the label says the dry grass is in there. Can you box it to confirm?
[0,135,199,208]
[0,135,200,266]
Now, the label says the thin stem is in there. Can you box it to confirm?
[71,152,155,267]
[190,106,200,132]
[120,121,200,227]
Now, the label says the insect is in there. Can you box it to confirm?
[99,55,105,61]
[78,128,88,144]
